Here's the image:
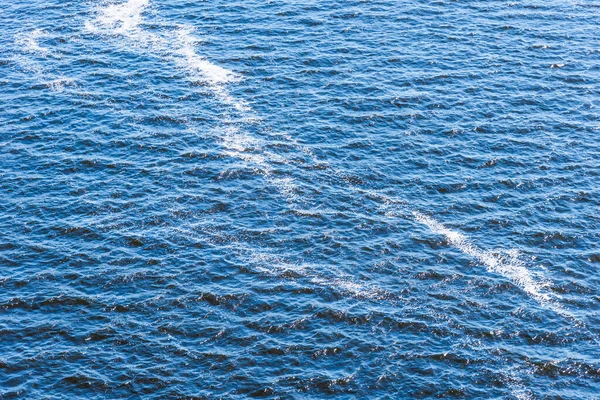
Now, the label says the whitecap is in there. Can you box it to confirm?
[44,77,78,92]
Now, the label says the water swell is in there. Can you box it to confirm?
[4,0,600,397]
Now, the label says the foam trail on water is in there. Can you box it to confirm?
[335,181,570,320]
[86,0,299,203]
[174,27,239,87]
[86,1,240,93]
[412,211,566,316]
[247,251,390,301]
[12,29,77,92]
[91,0,149,34]
[83,2,594,394]
[170,224,390,302]
[18,29,51,56]
[87,1,381,298]
[85,3,586,334]
[13,29,50,74]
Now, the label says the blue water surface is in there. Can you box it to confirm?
[1,0,600,398]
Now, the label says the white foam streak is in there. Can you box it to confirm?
[13,30,49,73]
[86,1,306,203]
[13,30,78,92]
[45,77,77,92]
[87,1,239,87]
[92,0,149,34]
[413,212,565,315]
[80,4,593,396]
[18,29,50,56]
[249,252,389,301]
[174,29,238,85]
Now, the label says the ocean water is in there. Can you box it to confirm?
[1,0,600,398]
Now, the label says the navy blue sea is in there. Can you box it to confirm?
[1,0,600,398]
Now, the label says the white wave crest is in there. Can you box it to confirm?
[86,1,239,86]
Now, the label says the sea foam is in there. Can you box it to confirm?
[413,211,565,315]
[91,0,149,34]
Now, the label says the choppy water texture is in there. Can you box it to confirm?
[1,0,600,398]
